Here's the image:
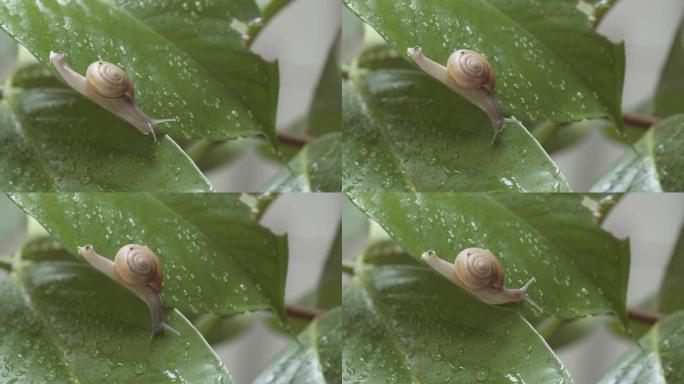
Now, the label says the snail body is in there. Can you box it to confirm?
[79,244,164,333]
[421,248,535,305]
[407,47,505,143]
[50,51,175,141]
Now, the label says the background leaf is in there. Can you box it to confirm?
[262,132,341,192]
[0,30,17,82]
[343,0,625,129]
[347,192,631,324]
[317,223,342,309]
[253,308,341,384]
[343,266,572,383]
[343,73,570,192]
[591,115,684,192]
[599,310,684,384]
[655,15,684,117]
[0,261,232,383]
[0,0,279,143]
[660,225,684,313]
[9,193,289,323]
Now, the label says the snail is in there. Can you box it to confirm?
[50,51,175,141]
[421,248,536,306]
[407,47,506,143]
[78,244,166,333]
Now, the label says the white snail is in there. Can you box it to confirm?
[50,51,175,141]
[407,47,506,143]
[421,248,536,305]
[79,244,166,333]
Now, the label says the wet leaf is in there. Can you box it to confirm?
[343,266,572,383]
[253,308,341,384]
[346,192,630,324]
[0,64,211,192]
[599,311,684,384]
[0,0,278,143]
[343,0,625,131]
[343,72,570,192]
[591,115,684,192]
[0,193,24,242]
[262,133,341,192]
[0,261,232,383]
[9,193,289,323]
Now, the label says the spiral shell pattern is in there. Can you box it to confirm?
[86,61,132,98]
[114,244,162,290]
[455,248,504,291]
[447,49,495,92]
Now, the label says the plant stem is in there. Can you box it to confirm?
[627,309,665,325]
[286,305,326,321]
[623,114,662,129]
[0,255,13,271]
[342,260,356,275]
[275,131,314,148]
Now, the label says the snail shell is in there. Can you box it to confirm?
[79,244,164,333]
[86,61,135,99]
[421,248,535,305]
[407,47,505,143]
[447,49,495,93]
[454,248,504,291]
[114,244,163,291]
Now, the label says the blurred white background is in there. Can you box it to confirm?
[208,0,340,192]
[552,0,684,191]
[218,192,340,383]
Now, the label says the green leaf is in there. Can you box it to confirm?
[309,38,341,136]
[341,6,365,63]
[655,15,684,117]
[343,71,570,192]
[660,225,684,313]
[0,30,17,82]
[200,313,257,345]
[317,223,342,309]
[599,310,684,384]
[0,261,232,383]
[591,115,684,192]
[19,234,73,262]
[0,193,24,242]
[253,308,341,384]
[343,266,572,383]
[343,0,625,130]
[262,132,341,192]
[9,193,289,323]
[0,0,278,143]
[0,64,212,192]
[358,238,420,266]
[347,192,630,324]
[355,42,414,71]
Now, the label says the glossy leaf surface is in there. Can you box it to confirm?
[0,261,232,383]
[9,193,289,322]
[343,266,572,383]
[347,192,630,324]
